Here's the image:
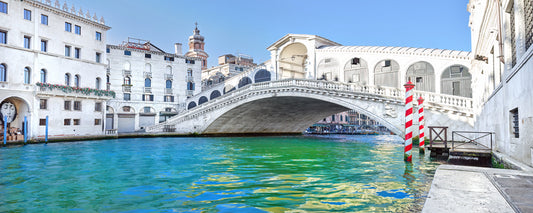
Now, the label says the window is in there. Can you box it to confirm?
[39,119,46,126]
[352,58,360,65]
[332,115,335,121]
[106,48,110,53]
[74,25,81,35]
[23,67,30,84]
[39,99,47,109]
[94,119,101,125]
[65,22,72,32]
[124,50,131,56]
[0,1,7,14]
[510,108,519,138]
[73,101,81,110]
[95,78,101,90]
[95,31,101,41]
[142,94,154,101]
[123,106,131,112]
[144,78,151,87]
[0,30,6,44]
[73,119,80,125]
[186,59,195,64]
[65,73,70,85]
[166,80,172,88]
[124,77,131,85]
[123,93,131,101]
[164,56,174,61]
[95,52,101,63]
[145,53,151,58]
[416,77,423,83]
[510,4,516,67]
[525,0,533,50]
[95,102,102,112]
[74,48,80,59]
[143,107,151,113]
[65,45,71,57]
[24,9,31,21]
[187,82,195,90]
[24,36,30,49]
[40,40,47,52]
[64,119,71,125]
[74,75,80,87]
[165,108,173,112]
[164,95,174,102]
[384,60,391,67]
[64,101,71,110]
[40,69,46,83]
[187,69,193,76]
[41,14,48,25]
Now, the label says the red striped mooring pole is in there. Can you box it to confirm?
[404,81,415,162]
[418,97,425,153]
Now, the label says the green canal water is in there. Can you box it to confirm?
[0,135,442,212]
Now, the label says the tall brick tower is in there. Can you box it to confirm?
[185,22,209,70]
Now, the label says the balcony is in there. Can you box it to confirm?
[123,85,132,93]
[186,76,194,82]
[123,70,132,76]
[165,88,173,94]
[36,82,116,99]
[165,74,173,80]
[144,87,152,93]
[186,90,194,97]
[106,67,110,75]
[144,72,152,78]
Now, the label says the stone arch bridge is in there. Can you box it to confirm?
[147,79,474,137]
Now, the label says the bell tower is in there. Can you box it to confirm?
[185,22,209,70]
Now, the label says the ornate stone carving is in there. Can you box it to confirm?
[54,0,60,8]
[100,16,105,24]
[62,1,68,11]
[93,13,98,21]
[86,10,91,19]
[78,8,83,16]
[46,0,51,5]
[71,5,76,13]
[383,104,397,118]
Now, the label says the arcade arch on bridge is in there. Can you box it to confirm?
[254,69,271,83]
[406,61,435,92]
[343,57,368,84]
[317,58,340,81]
[374,59,400,88]
[279,43,308,79]
[441,65,472,97]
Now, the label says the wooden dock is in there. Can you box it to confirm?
[427,127,494,166]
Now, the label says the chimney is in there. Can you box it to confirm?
[174,43,182,55]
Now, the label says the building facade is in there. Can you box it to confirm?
[0,0,111,140]
[106,37,202,133]
[201,54,256,90]
[185,23,208,70]
[469,0,533,167]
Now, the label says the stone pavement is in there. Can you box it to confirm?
[422,165,533,213]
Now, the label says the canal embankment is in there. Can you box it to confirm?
[422,164,533,212]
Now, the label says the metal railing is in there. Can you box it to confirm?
[144,87,152,93]
[106,67,110,75]
[452,131,494,152]
[122,85,131,92]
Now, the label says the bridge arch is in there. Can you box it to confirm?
[187,102,197,110]
[343,57,368,84]
[254,69,271,83]
[198,96,208,105]
[210,90,222,100]
[406,61,435,92]
[317,58,340,81]
[279,43,308,79]
[441,65,472,97]
[238,77,253,88]
[374,59,400,87]
[224,84,236,94]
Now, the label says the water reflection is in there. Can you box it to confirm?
[0,135,441,212]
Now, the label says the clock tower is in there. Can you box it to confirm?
[185,23,209,70]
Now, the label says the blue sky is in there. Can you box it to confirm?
[68,0,471,67]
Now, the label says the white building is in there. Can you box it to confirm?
[105,37,202,133]
[469,0,533,167]
[0,0,111,140]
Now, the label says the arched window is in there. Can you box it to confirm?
[374,59,400,88]
[24,67,31,84]
[124,61,131,70]
[238,77,252,88]
[166,80,172,89]
[210,90,221,99]
[106,75,110,83]
[40,69,47,83]
[0,64,5,82]
[198,96,208,105]
[74,74,80,87]
[406,61,435,92]
[441,65,472,97]
[144,78,151,87]
[124,77,131,85]
[254,69,271,83]
[187,101,197,110]
[65,73,71,86]
[95,77,101,89]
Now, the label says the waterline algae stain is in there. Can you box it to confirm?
[0,135,441,212]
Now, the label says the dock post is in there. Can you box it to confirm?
[3,116,6,145]
[24,116,27,144]
[418,97,425,153]
[45,116,48,143]
[404,81,415,162]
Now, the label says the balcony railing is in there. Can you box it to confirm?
[122,85,132,93]
[186,76,194,82]
[144,87,152,93]
[123,70,131,76]
[186,90,194,97]
[106,67,110,75]
[165,88,173,94]
[165,74,173,80]
[144,72,152,78]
